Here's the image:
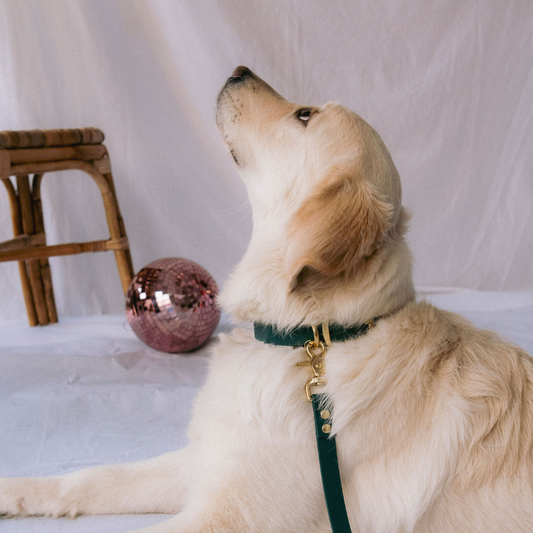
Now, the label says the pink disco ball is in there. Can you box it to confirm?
[126,257,220,353]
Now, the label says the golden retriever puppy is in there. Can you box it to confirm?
[1,66,532,533]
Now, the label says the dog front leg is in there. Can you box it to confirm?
[0,447,190,518]
[121,505,253,533]
[121,478,331,533]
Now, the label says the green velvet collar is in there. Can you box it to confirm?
[254,321,373,347]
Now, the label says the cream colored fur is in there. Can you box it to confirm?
[1,67,532,532]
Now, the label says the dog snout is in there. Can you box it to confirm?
[223,66,284,101]
[223,66,256,90]
[216,67,291,169]
[230,65,254,81]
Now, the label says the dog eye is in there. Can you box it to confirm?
[296,108,313,123]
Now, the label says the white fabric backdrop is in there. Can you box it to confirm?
[0,0,532,322]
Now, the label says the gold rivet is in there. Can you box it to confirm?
[320,409,330,419]
[322,424,332,434]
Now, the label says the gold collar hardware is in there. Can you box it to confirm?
[321,322,332,346]
[297,324,328,401]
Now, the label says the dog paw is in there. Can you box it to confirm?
[0,479,29,517]
[0,477,69,518]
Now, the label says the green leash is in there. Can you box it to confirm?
[254,320,375,533]
[312,393,352,533]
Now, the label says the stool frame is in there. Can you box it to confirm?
[0,128,134,326]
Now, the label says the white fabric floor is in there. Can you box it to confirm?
[1,291,532,532]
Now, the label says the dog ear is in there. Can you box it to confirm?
[286,170,395,292]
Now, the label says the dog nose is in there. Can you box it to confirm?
[230,66,253,80]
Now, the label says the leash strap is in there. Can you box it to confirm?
[312,393,352,533]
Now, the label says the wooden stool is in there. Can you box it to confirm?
[0,128,134,326]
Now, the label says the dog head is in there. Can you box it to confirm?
[216,67,413,325]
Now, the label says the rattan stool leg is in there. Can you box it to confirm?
[32,174,58,323]
[16,175,49,325]
[2,178,38,326]
[19,263,38,326]
[113,249,135,294]
[97,167,134,293]
[108,175,135,287]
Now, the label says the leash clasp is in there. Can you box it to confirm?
[297,325,328,401]
[305,376,326,402]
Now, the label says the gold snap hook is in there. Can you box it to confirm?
[305,377,326,402]
[321,322,331,346]
[311,324,320,347]
[298,325,329,401]
[304,340,326,359]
